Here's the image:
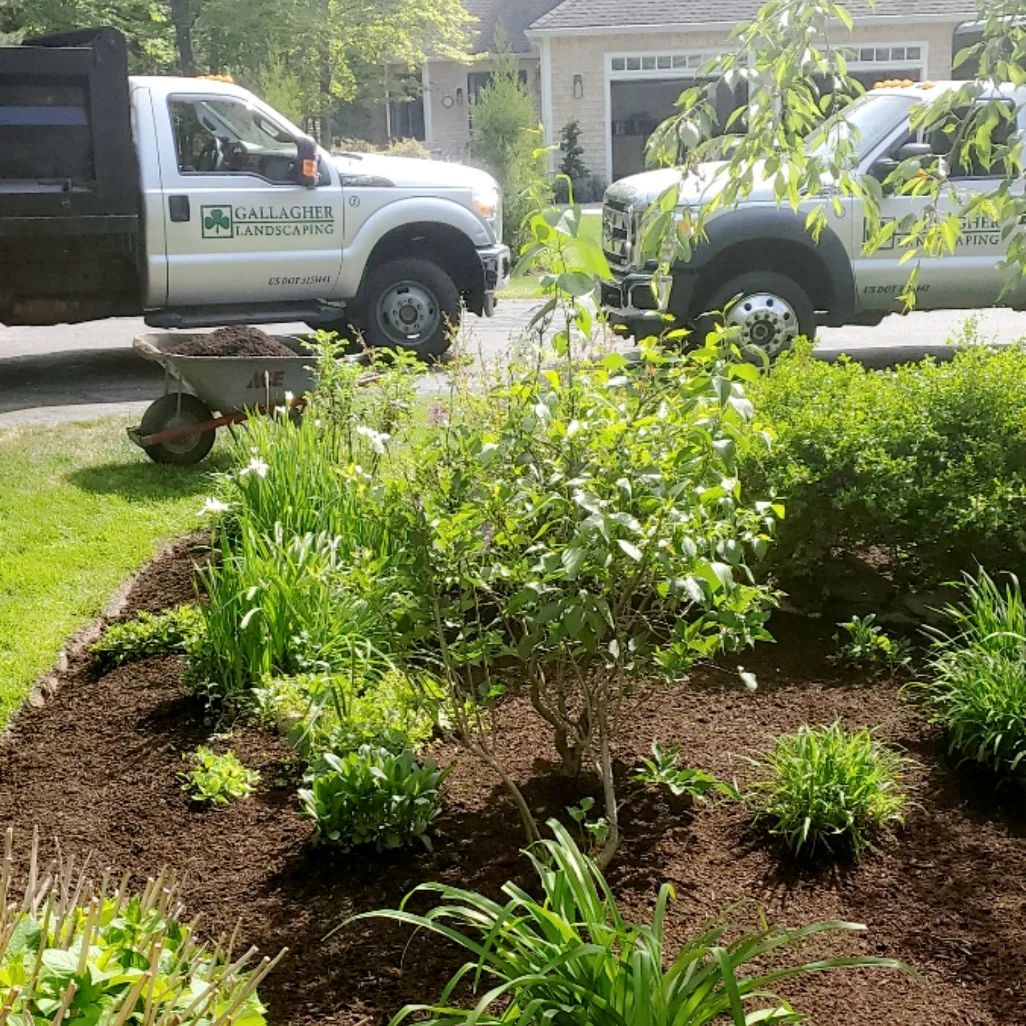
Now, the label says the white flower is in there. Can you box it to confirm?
[284,390,295,405]
[240,457,270,479]
[356,424,390,454]
[197,496,230,518]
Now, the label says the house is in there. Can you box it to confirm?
[393,0,978,185]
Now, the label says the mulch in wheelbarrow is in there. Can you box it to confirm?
[170,325,299,358]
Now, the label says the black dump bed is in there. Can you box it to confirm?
[0,28,144,325]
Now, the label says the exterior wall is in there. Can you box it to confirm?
[543,19,965,184]
[423,56,542,161]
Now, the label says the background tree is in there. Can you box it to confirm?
[1,0,474,143]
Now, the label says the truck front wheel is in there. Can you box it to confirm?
[355,257,460,360]
[700,271,815,357]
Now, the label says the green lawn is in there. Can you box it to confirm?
[499,211,602,301]
[0,418,225,725]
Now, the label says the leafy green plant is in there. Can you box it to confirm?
[565,797,609,853]
[255,667,440,759]
[0,828,280,1026]
[830,614,913,673]
[181,745,260,806]
[633,742,738,802]
[298,745,448,851]
[743,342,1026,586]
[347,819,905,1026]
[92,605,204,669]
[918,569,1026,784]
[748,721,910,857]
[190,524,397,700]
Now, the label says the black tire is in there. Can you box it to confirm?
[697,271,816,358]
[352,257,460,360]
[139,393,216,465]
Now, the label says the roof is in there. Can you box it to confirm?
[530,0,976,32]
[463,0,564,52]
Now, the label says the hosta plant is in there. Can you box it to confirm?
[919,569,1026,783]
[299,745,448,851]
[181,746,260,806]
[349,820,905,1026]
[633,741,738,802]
[749,721,910,857]
[0,829,281,1026]
[830,615,912,674]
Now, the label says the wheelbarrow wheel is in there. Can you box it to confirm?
[140,393,216,465]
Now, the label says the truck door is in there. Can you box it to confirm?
[157,93,343,306]
[853,100,1026,312]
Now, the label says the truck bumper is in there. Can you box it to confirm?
[479,243,511,315]
[600,271,666,326]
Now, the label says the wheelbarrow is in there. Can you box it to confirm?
[128,332,318,464]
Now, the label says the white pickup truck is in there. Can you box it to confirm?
[601,81,1026,354]
[0,28,509,358]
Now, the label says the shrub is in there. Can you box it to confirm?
[469,41,548,247]
[92,605,203,668]
[830,614,912,673]
[399,331,779,862]
[749,721,909,857]
[298,745,447,851]
[350,820,904,1026]
[336,137,431,159]
[181,745,259,805]
[0,832,279,1026]
[919,569,1026,783]
[744,341,1026,585]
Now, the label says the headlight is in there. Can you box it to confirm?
[472,185,502,240]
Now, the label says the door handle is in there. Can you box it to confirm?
[168,196,191,222]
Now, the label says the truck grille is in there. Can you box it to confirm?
[602,199,637,272]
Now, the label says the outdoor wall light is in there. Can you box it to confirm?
[573,74,584,99]
[456,87,464,105]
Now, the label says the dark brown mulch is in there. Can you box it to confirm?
[171,327,299,359]
[1,545,1025,1026]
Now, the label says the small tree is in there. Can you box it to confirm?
[559,119,590,183]
[470,32,548,247]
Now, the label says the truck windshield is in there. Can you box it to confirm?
[804,93,916,162]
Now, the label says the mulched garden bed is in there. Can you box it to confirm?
[1,543,1024,1026]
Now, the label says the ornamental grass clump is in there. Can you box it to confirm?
[749,721,909,857]
[349,820,905,1026]
[0,829,282,1026]
[919,569,1026,784]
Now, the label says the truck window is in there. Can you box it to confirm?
[169,96,298,183]
[921,102,1017,178]
[0,78,93,182]
[804,93,915,163]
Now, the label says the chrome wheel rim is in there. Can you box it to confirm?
[725,292,799,355]
[377,281,440,345]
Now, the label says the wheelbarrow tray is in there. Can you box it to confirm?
[133,332,317,414]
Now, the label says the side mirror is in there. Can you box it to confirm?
[295,134,319,187]
[896,142,934,161]
[868,142,936,185]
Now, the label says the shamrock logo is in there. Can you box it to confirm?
[201,205,233,238]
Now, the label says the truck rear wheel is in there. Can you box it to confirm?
[699,271,815,357]
[139,393,216,465]
[355,257,460,360]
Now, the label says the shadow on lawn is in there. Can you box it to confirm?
[66,453,232,500]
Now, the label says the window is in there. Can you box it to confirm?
[923,102,1017,178]
[169,96,298,182]
[804,93,916,162]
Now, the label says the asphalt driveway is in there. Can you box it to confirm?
[0,302,1022,427]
